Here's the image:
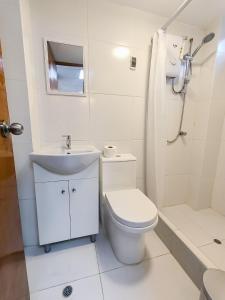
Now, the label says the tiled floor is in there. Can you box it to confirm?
[162,204,225,270]
[26,229,200,300]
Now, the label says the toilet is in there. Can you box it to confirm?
[200,269,225,300]
[100,154,158,265]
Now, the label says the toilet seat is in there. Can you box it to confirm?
[105,189,158,229]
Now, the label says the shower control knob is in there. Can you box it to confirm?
[0,121,24,138]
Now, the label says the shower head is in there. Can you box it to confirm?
[192,32,215,58]
[203,32,215,44]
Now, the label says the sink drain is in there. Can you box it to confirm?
[63,286,73,297]
[214,238,222,245]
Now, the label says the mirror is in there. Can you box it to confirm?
[44,40,85,96]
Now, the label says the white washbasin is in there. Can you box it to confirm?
[30,145,101,175]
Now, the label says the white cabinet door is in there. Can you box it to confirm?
[35,181,70,245]
[69,178,99,239]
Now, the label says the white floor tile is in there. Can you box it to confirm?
[95,230,123,273]
[161,205,191,227]
[176,221,213,247]
[200,242,225,271]
[30,275,103,300]
[145,231,169,259]
[95,230,169,273]
[101,254,200,300]
[194,209,225,240]
[162,205,224,245]
[25,238,99,292]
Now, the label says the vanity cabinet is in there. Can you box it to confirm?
[35,181,70,245]
[69,178,98,239]
[33,161,99,250]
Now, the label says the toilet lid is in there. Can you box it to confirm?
[105,189,158,228]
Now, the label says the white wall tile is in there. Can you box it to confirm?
[12,140,35,199]
[90,94,133,141]
[214,141,225,179]
[131,98,146,140]
[164,174,189,206]
[212,179,225,215]
[137,178,146,193]
[39,95,90,144]
[165,138,190,175]
[131,140,145,179]
[5,79,32,142]
[189,140,205,176]
[29,0,88,41]
[89,40,148,97]
[19,199,38,246]
[212,52,225,101]
[192,101,210,140]
[206,100,225,141]
[0,1,26,81]
[88,0,158,48]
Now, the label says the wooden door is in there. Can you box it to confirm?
[0,42,29,299]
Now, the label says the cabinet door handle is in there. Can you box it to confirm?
[61,189,66,194]
[72,188,76,193]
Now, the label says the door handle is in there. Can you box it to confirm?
[0,121,24,138]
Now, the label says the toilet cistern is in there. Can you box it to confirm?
[62,135,72,150]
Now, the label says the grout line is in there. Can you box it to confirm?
[29,272,101,295]
[197,241,215,248]
[99,252,171,275]
[94,242,105,300]
[90,91,145,98]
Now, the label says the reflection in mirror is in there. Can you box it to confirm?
[45,40,85,95]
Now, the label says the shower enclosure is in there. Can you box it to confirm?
[146,1,225,281]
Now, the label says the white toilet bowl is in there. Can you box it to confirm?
[102,189,158,264]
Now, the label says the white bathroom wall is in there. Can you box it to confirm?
[7,0,205,245]
[211,17,225,216]
[0,0,38,245]
[26,0,204,198]
[186,19,220,210]
[162,18,225,210]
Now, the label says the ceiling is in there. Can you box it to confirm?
[111,0,225,29]
[49,41,83,65]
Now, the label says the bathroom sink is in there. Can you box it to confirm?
[30,145,101,175]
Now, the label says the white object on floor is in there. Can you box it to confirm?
[200,269,225,300]
[100,154,158,264]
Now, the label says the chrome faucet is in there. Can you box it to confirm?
[62,135,72,150]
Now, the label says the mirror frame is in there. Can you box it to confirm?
[43,38,87,97]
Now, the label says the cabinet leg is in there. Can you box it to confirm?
[90,234,96,243]
[44,244,52,253]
